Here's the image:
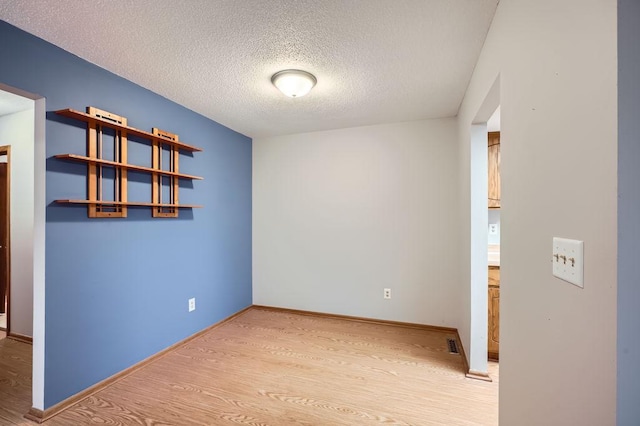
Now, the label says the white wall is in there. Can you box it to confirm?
[32,97,46,410]
[253,119,460,326]
[458,0,617,424]
[0,107,35,337]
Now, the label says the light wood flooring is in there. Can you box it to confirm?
[0,336,32,425]
[2,307,498,425]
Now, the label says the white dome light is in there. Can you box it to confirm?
[271,69,317,98]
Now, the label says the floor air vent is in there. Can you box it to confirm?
[447,338,460,354]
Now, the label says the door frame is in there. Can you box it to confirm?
[468,75,500,377]
[0,82,46,411]
[0,145,9,335]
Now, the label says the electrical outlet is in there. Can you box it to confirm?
[488,223,498,235]
[188,297,196,312]
[384,288,391,299]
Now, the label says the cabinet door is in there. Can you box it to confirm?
[488,266,500,287]
[488,286,500,360]
[488,131,500,208]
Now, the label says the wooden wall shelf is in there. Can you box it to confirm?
[54,106,203,218]
[56,200,203,208]
[54,154,203,180]
[56,108,203,152]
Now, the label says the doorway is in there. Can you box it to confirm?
[486,107,500,362]
[0,89,35,343]
[0,145,9,339]
[0,83,46,411]
[468,75,500,379]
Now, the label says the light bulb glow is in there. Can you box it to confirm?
[271,70,317,98]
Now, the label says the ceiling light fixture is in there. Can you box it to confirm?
[271,69,317,98]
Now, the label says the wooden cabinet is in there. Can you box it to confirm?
[488,131,500,209]
[488,266,500,360]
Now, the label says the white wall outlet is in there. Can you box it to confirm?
[552,237,584,288]
[488,223,498,235]
[188,297,196,312]
[384,288,391,299]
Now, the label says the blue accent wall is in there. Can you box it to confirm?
[0,21,252,407]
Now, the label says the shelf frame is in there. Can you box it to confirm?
[87,107,128,218]
[54,106,203,218]
[152,128,180,218]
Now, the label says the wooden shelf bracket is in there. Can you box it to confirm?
[87,107,128,218]
[152,128,180,218]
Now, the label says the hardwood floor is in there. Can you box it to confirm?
[2,307,499,425]
[0,336,32,425]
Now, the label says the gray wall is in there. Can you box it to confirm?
[253,119,461,327]
[458,1,618,423]
[617,1,640,424]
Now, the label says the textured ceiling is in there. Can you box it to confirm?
[0,0,498,138]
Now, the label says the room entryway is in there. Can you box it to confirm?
[468,75,500,379]
[486,107,501,362]
[0,146,8,339]
[0,83,45,414]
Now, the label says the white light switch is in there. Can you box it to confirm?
[552,237,584,288]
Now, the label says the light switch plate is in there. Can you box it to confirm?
[552,237,584,288]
